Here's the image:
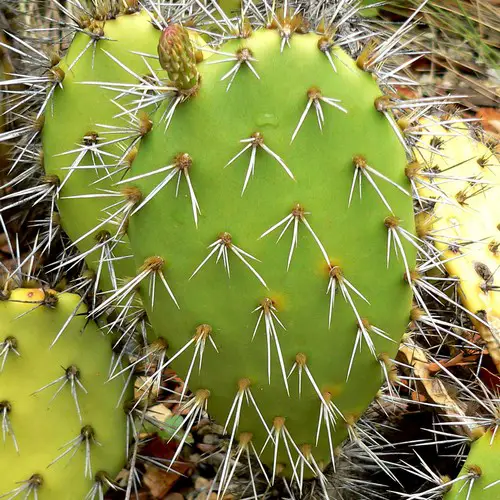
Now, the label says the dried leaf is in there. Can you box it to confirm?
[477,107,500,134]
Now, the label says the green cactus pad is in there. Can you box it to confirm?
[445,429,500,499]
[124,26,416,476]
[0,288,127,499]
[42,11,163,292]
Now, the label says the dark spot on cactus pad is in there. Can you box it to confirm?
[473,262,493,283]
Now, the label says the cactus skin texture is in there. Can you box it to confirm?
[444,429,500,499]
[41,11,163,291]
[413,118,500,371]
[122,26,416,476]
[42,11,209,293]
[0,288,127,499]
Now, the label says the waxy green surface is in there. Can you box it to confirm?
[445,430,500,500]
[43,11,162,291]
[127,28,416,473]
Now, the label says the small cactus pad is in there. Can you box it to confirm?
[444,429,500,499]
[42,11,164,291]
[123,25,416,476]
[0,288,127,498]
[413,118,500,370]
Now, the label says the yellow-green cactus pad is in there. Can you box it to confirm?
[0,288,127,499]
[412,118,500,371]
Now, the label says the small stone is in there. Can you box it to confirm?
[196,443,217,453]
[134,375,159,402]
[146,403,173,424]
[193,419,212,434]
[196,422,223,436]
[202,434,220,445]
[194,476,211,491]
[196,461,216,478]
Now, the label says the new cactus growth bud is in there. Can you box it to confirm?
[0,288,127,498]
[158,24,199,90]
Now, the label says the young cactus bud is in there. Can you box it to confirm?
[158,24,199,90]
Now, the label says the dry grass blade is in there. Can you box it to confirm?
[380,0,499,107]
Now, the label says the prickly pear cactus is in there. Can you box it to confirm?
[113,15,418,481]
[40,10,161,291]
[14,0,461,490]
[40,8,211,293]
[445,429,500,499]
[0,288,127,498]
[4,0,500,497]
[412,118,500,370]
